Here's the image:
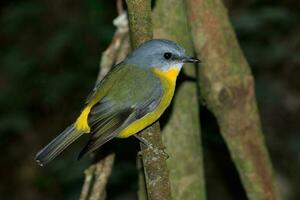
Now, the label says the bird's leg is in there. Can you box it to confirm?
[134,134,169,159]
[135,134,153,158]
[134,134,153,148]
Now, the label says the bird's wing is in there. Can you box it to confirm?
[85,63,126,105]
[78,65,163,159]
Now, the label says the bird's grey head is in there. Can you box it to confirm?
[123,39,199,71]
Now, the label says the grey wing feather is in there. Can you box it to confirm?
[78,99,132,159]
[78,86,162,159]
[78,65,163,158]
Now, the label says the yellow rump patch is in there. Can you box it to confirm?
[75,106,92,133]
[117,67,180,138]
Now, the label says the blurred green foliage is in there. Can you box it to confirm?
[0,0,119,199]
[0,0,299,200]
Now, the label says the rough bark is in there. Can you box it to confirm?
[185,0,279,199]
[137,157,148,200]
[152,0,206,199]
[127,1,172,200]
[127,0,153,49]
[138,123,172,200]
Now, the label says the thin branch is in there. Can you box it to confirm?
[80,8,129,200]
[137,157,148,200]
[138,123,172,200]
[116,0,124,15]
[80,154,115,200]
[96,11,129,84]
[127,0,153,49]
[126,1,172,200]
[80,165,96,200]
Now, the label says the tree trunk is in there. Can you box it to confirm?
[152,0,207,199]
[185,0,279,199]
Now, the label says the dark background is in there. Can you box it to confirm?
[0,0,299,199]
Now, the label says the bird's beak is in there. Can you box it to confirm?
[183,56,201,63]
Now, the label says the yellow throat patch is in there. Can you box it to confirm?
[152,67,180,84]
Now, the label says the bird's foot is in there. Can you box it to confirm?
[134,134,169,159]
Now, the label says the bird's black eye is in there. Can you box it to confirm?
[163,52,172,60]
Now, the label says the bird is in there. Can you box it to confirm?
[35,39,200,166]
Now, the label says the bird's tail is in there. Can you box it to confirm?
[35,124,84,166]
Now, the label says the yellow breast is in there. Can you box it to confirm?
[117,67,180,138]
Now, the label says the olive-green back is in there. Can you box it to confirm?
[78,64,163,158]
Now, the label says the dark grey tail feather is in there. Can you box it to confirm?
[77,133,115,160]
[35,124,83,166]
